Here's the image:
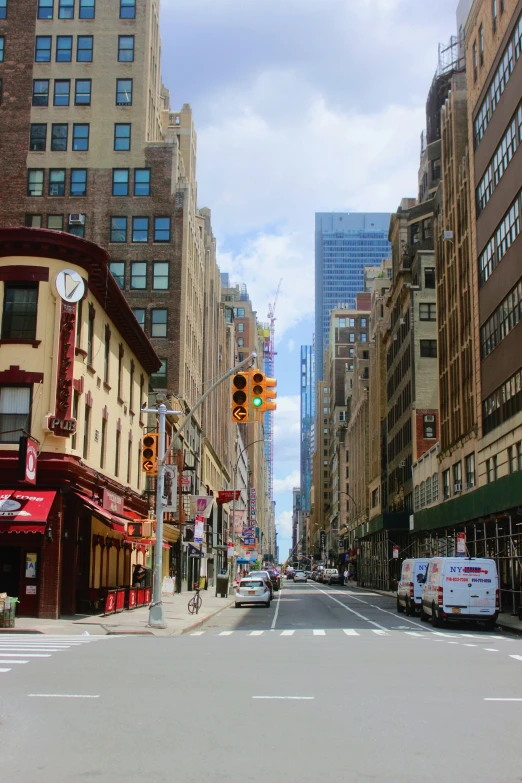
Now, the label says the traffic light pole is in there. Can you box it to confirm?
[144,352,257,628]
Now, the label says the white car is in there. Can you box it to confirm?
[235,577,271,608]
[293,570,307,583]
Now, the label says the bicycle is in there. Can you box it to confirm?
[188,584,203,615]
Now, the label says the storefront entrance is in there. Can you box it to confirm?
[0,545,40,616]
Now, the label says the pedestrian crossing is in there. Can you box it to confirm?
[0,634,107,675]
[190,628,517,641]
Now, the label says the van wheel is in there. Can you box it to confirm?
[235,603,241,608]
[405,598,414,616]
[431,603,441,628]
[420,604,429,622]
[396,597,404,613]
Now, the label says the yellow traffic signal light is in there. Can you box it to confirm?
[231,372,250,423]
[250,371,277,413]
[142,433,159,475]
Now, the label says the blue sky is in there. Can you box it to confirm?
[159,0,459,558]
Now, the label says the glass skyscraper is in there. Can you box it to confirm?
[300,345,314,513]
[315,212,391,379]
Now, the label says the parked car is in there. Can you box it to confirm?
[235,577,271,608]
[249,570,274,597]
[293,570,307,583]
[396,558,430,615]
[267,569,281,591]
[420,557,499,628]
[328,570,343,585]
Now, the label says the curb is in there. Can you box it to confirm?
[180,598,235,635]
[0,628,44,634]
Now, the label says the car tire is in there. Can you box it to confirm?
[265,601,270,608]
[420,603,429,622]
[235,603,241,608]
[431,603,441,627]
[397,596,405,613]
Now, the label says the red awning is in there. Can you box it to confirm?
[125,510,142,521]
[75,493,126,535]
[0,490,56,530]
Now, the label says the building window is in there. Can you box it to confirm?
[237,322,244,332]
[371,488,379,508]
[338,317,346,328]
[54,80,71,107]
[110,217,127,243]
[116,78,132,105]
[492,0,498,33]
[453,461,462,492]
[56,35,73,61]
[132,217,148,243]
[112,168,129,196]
[30,124,47,152]
[424,268,435,288]
[235,307,245,317]
[87,306,94,366]
[114,429,121,477]
[118,35,134,62]
[120,0,135,18]
[423,414,436,439]
[100,418,107,469]
[1,284,38,340]
[47,214,63,230]
[82,403,90,458]
[37,0,53,19]
[35,36,52,62]
[486,455,497,484]
[134,169,150,196]
[237,337,244,347]
[58,0,74,18]
[27,169,44,196]
[114,123,131,150]
[103,326,110,384]
[77,35,93,62]
[479,24,484,66]
[0,387,31,444]
[49,169,66,196]
[151,309,167,338]
[69,218,85,238]
[79,0,95,18]
[129,361,135,412]
[72,123,89,151]
[360,333,367,342]
[71,391,79,450]
[75,79,91,105]
[151,359,167,389]
[420,340,437,358]
[360,318,367,327]
[473,41,478,82]
[126,436,132,483]
[465,453,475,487]
[419,303,436,321]
[132,308,145,329]
[70,168,87,196]
[117,345,124,399]
[109,261,125,289]
[152,261,169,290]
[25,215,42,228]
[0,0,5,18]
[51,124,68,152]
[349,333,355,343]
[154,217,170,242]
[442,469,450,500]
[130,262,146,290]
[33,79,50,106]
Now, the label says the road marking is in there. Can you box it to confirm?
[280,630,295,636]
[312,586,388,630]
[190,632,205,636]
[431,631,454,637]
[250,631,264,636]
[405,632,424,637]
[447,642,459,644]
[0,653,51,658]
[313,629,326,636]
[270,586,283,632]
[0,647,67,651]
[484,648,499,652]
[343,629,359,636]
[463,644,477,647]
[0,668,11,673]
[0,659,28,664]
[509,655,522,661]
[219,631,233,636]
[484,698,522,701]
[28,694,100,699]
[372,630,388,636]
[252,696,314,700]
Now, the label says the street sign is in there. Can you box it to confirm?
[392,546,399,559]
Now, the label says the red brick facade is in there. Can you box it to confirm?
[415,408,439,461]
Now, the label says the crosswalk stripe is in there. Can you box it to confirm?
[372,630,388,635]
[509,655,522,661]
[0,660,28,664]
[219,631,233,636]
[190,632,205,636]
[0,653,51,658]
[313,630,326,636]
[343,629,359,636]
[0,668,11,673]
[280,630,295,636]
[405,632,424,637]
[0,648,66,652]
[250,631,264,636]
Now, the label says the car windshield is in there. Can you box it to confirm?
[240,580,263,587]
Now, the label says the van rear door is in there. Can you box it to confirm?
[413,560,429,602]
[442,559,471,616]
[464,560,497,616]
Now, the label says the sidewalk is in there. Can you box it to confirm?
[349,582,522,637]
[1,589,234,636]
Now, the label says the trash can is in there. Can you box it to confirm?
[216,574,229,598]
[0,597,18,628]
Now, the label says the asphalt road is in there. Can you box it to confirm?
[1,582,522,783]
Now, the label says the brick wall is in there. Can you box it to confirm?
[415,408,439,461]
[0,0,37,227]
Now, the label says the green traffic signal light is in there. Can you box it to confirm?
[252,396,263,407]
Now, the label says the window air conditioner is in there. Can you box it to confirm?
[399,318,405,325]
[424,414,435,423]
[399,460,406,468]
[454,483,462,493]
[69,213,85,225]
[443,230,453,241]
[393,334,398,341]
[464,482,474,490]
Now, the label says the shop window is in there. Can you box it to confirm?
[0,387,31,443]
[1,283,38,339]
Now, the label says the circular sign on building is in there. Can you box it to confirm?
[55,269,85,303]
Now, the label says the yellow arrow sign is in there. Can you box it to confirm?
[233,406,248,421]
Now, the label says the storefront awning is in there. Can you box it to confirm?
[0,490,56,532]
[75,492,126,534]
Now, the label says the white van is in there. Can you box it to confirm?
[420,557,499,628]
[396,558,430,615]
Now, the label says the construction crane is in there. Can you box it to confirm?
[264,278,282,502]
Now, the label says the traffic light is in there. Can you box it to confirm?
[142,433,159,475]
[251,370,277,413]
[231,372,250,423]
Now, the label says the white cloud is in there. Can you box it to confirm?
[273,469,300,495]
[276,510,293,539]
[287,339,295,353]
